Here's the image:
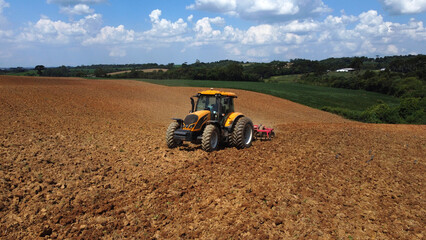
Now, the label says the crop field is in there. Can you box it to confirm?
[140,79,400,112]
[0,76,424,239]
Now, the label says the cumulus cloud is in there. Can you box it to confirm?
[187,0,331,22]
[60,4,94,15]
[48,0,105,17]
[143,9,188,38]
[19,18,86,43]
[8,6,426,64]
[242,25,277,44]
[355,10,391,36]
[18,14,102,44]
[379,0,426,14]
[187,0,237,14]
[83,24,135,45]
[194,17,225,38]
[183,9,426,60]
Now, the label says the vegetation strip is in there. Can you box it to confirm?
[137,79,425,124]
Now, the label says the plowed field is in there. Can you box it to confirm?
[1,76,425,239]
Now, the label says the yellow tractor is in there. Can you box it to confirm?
[166,89,254,152]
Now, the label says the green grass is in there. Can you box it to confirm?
[264,74,303,83]
[5,70,38,76]
[265,71,372,83]
[139,79,400,113]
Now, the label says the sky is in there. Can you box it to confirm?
[0,0,425,67]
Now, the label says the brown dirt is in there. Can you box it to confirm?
[0,76,425,239]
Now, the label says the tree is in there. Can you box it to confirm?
[166,63,175,69]
[224,62,243,81]
[350,57,363,71]
[94,67,107,77]
[35,65,45,76]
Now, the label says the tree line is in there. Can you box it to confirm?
[2,54,425,99]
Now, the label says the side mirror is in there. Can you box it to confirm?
[190,97,195,113]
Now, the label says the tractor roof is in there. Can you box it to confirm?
[198,89,237,98]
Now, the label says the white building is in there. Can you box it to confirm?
[336,68,355,72]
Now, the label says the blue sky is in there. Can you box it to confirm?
[0,0,425,67]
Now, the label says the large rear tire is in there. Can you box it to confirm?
[202,125,219,152]
[166,121,182,148]
[231,117,254,149]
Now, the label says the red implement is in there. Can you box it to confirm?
[253,124,275,140]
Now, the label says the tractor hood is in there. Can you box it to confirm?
[182,110,210,131]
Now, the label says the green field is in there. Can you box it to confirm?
[264,74,303,83]
[6,70,38,76]
[140,79,400,113]
[264,71,374,84]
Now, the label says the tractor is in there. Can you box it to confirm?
[166,89,254,152]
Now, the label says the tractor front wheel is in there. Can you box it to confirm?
[166,121,182,148]
[231,117,254,149]
[202,124,219,152]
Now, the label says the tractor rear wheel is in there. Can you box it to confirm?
[202,124,219,152]
[231,117,254,149]
[166,121,182,148]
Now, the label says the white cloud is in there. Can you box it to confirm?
[242,25,277,44]
[143,9,188,38]
[83,24,134,45]
[386,44,399,54]
[274,46,289,54]
[246,47,270,57]
[0,0,9,13]
[222,26,244,42]
[0,0,10,25]
[194,17,224,38]
[18,14,102,44]
[280,19,320,32]
[187,0,237,14]
[379,0,426,14]
[6,6,426,65]
[224,44,241,55]
[187,0,331,22]
[109,47,126,57]
[355,10,391,36]
[183,10,426,60]
[60,4,94,15]
[19,17,85,43]
[78,12,103,33]
[0,29,12,39]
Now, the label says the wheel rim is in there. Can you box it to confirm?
[243,124,253,145]
[211,130,218,149]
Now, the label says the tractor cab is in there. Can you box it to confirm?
[191,90,236,122]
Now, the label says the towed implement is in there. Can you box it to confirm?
[253,124,275,140]
[166,89,254,152]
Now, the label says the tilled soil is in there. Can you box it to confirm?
[0,76,425,239]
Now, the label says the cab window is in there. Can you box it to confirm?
[221,97,234,114]
[196,95,216,111]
